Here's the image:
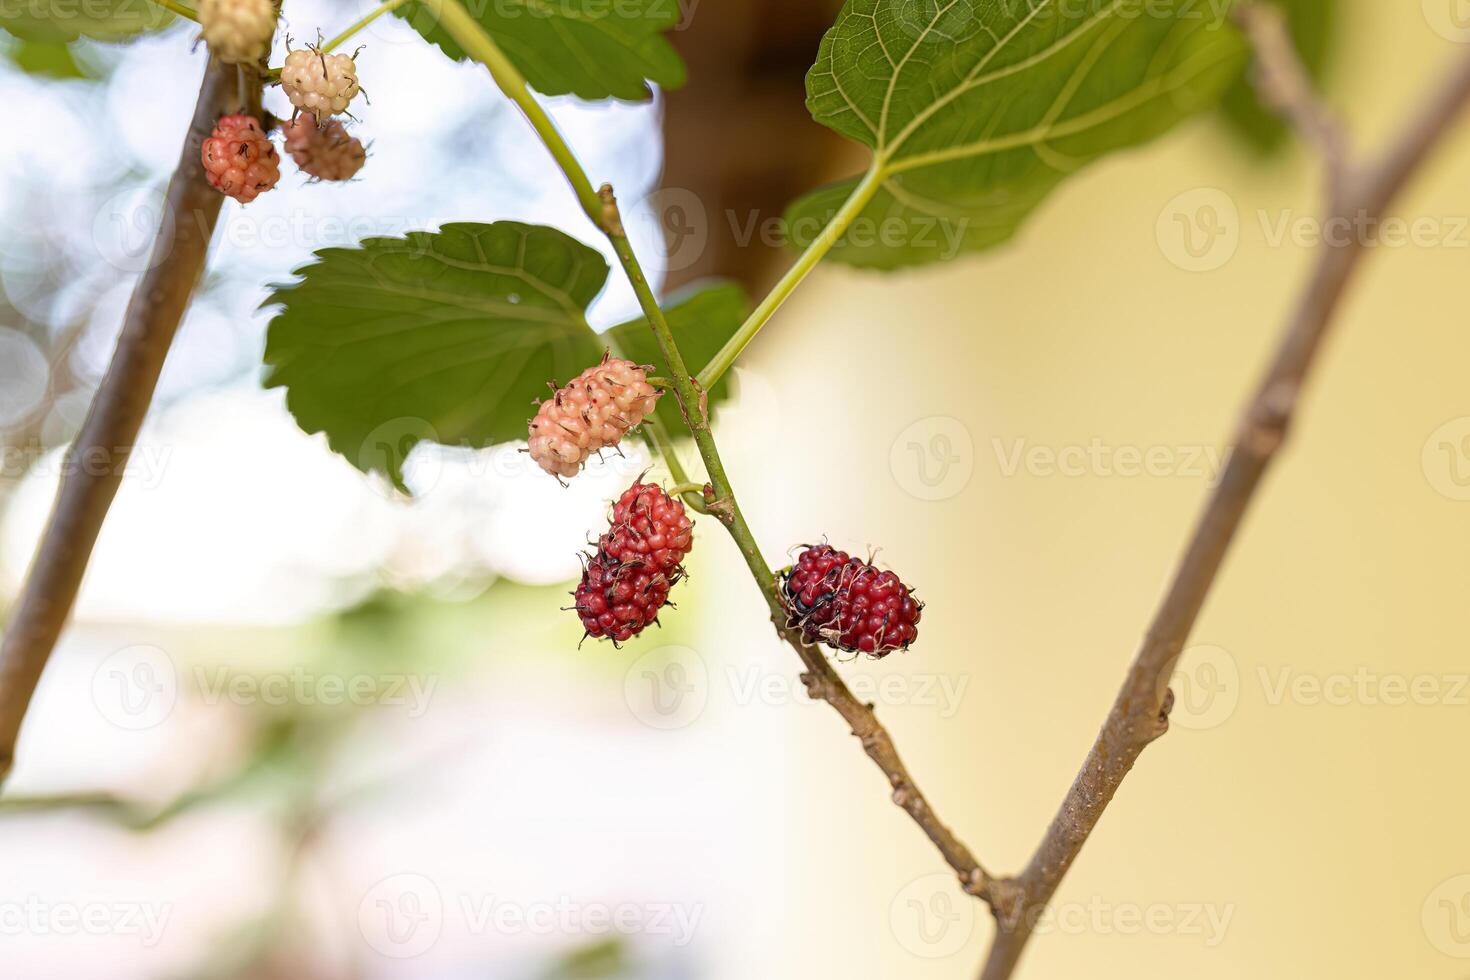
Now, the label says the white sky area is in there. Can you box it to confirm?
[0,4,681,625]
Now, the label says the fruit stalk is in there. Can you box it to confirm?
[0,59,263,785]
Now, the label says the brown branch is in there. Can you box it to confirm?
[1233,3,1348,194]
[598,185,997,904]
[979,31,1470,980]
[795,634,995,900]
[0,58,262,786]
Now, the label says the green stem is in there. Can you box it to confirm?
[644,416,707,514]
[321,0,414,53]
[432,0,783,612]
[149,0,199,22]
[694,164,886,390]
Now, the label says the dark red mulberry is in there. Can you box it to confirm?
[572,551,677,644]
[779,544,921,657]
[571,480,694,645]
[599,481,693,575]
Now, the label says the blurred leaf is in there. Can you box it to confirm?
[395,0,686,101]
[542,937,629,980]
[789,0,1248,269]
[264,222,608,491]
[607,279,749,433]
[5,38,91,77]
[1220,0,1336,152]
[0,0,173,43]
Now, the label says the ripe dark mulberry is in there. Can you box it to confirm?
[572,551,677,644]
[779,545,921,657]
[571,480,694,645]
[599,482,693,575]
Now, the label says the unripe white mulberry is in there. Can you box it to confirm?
[281,47,361,117]
[528,355,660,481]
[199,0,276,65]
[283,113,366,181]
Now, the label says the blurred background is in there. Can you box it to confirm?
[2,0,1470,977]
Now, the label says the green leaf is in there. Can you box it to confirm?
[0,0,173,43]
[263,222,608,491]
[1220,0,1336,152]
[395,0,686,101]
[791,0,1249,269]
[607,278,749,432]
[264,223,749,490]
[5,38,91,77]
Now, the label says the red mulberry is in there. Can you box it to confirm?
[572,551,677,644]
[599,482,693,575]
[201,114,280,203]
[283,113,366,181]
[571,480,694,645]
[779,545,921,657]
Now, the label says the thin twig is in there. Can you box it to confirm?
[1233,3,1348,195]
[425,0,997,902]
[602,184,996,902]
[0,59,262,786]
[979,35,1470,980]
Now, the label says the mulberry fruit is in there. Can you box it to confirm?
[779,545,921,657]
[571,480,694,645]
[283,112,366,181]
[528,355,660,481]
[281,46,361,117]
[572,551,676,644]
[198,0,276,65]
[201,114,280,203]
[599,482,693,575]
